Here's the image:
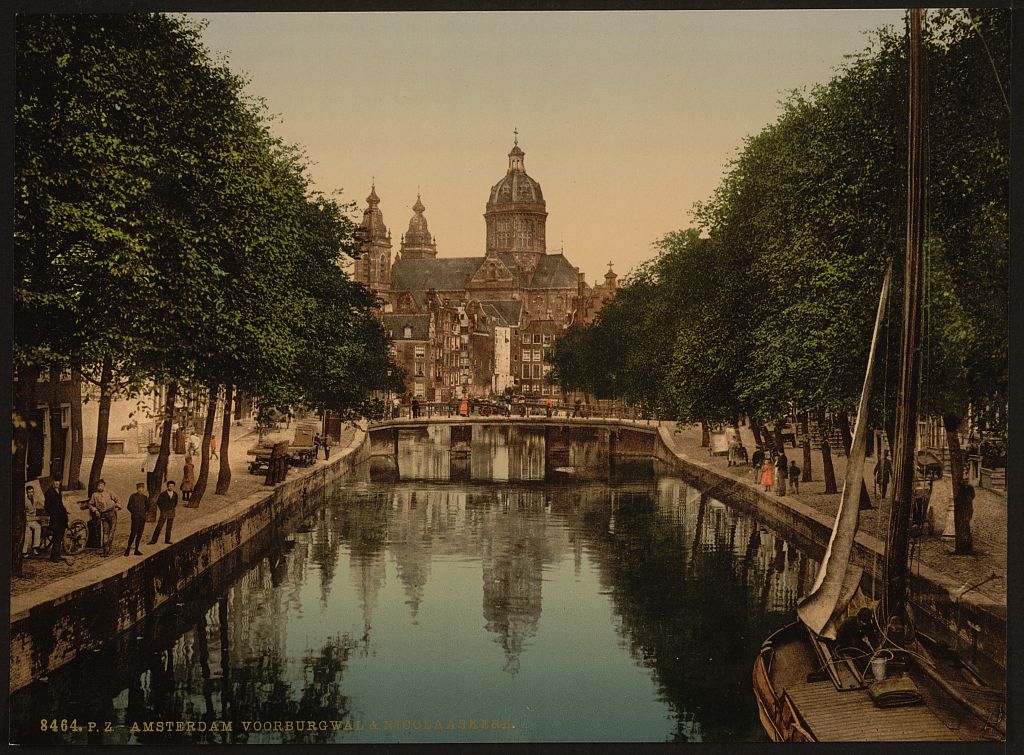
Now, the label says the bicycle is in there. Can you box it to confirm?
[36,518,88,556]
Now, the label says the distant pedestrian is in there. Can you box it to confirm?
[44,479,71,563]
[751,448,765,482]
[775,452,789,496]
[124,482,148,556]
[186,433,200,458]
[180,456,196,502]
[209,435,218,460]
[760,459,774,492]
[789,460,801,495]
[545,398,553,417]
[149,481,179,545]
[322,433,333,460]
[142,445,160,493]
[23,486,42,556]
[573,398,582,418]
[88,479,122,556]
[459,395,469,417]
[411,398,420,418]
[874,450,893,499]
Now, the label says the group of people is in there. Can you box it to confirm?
[311,433,333,460]
[750,447,801,496]
[87,478,181,557]
[22,479,70,563]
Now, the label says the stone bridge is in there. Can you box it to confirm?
[367,417,665,480]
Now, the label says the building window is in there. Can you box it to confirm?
[543,334,551,345]
[59,367,72,382]
[533,334,541,344]
[522,334,530,345]
[36,370,49,383]
[414,382,425,398]
[414,346,425,358]
[522,364,530,380]
[415,361,424,377]
[60,404,71,428]
[533,364,541,379]
[404,325,413,339]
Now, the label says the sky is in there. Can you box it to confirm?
[190,10,907,284]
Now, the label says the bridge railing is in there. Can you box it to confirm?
[377,401,661,424]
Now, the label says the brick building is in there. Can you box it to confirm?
[354,136,617,401]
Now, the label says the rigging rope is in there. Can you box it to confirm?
[966,9,1010,115]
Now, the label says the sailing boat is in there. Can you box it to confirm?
[751,9,1005,742]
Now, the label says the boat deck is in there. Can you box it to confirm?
[769,624,1000,741]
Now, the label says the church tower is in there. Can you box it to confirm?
[399,194,438,260]
[484,132,547,282]
[355,183,393,291]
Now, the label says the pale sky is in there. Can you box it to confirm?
[190,10,906,284]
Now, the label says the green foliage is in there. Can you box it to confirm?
[549,10,1007,430]
[15,13,400,418]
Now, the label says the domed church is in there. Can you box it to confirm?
[353,135,617,401]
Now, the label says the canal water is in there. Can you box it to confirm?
[10,425,819,745]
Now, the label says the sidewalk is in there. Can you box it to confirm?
[13,423,359,598]
[661,422,1007,606]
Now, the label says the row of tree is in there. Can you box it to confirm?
[13,14,402,575]
[549,9,1008,553]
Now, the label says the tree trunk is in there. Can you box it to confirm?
[189,386,219,508]
[12,366,39,578]
[801,410,813,482]
[773,422,786,453]
[699,419,710,447]
[750,416,764,449]
[67,369,84,490]
[87,354,114,495]
[48,398,66,483]
[148,382,178,511]
[944,413,973,554]
[215,384,234,495]
[818,409,838,494]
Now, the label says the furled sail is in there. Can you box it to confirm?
[797,262,892,639]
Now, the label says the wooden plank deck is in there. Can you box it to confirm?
[785,682,958,741]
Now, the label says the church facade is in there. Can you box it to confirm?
[354,137,617,402]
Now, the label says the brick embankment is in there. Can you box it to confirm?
[9,422,367,694]
[653,422,1006,676]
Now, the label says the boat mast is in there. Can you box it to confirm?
[882,7,925,625]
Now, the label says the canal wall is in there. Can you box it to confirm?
[649,426,1006,678]
[9,425,369,695]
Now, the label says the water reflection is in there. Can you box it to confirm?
[10,440,818,744]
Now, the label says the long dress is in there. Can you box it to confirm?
[181,461,196,493]
[761,463,774,488]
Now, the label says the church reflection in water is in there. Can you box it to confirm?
[10,429,819,745]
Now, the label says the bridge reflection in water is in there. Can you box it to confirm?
[369,421,660,482]
[9,424,819,745]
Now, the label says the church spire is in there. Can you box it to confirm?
[508,129,525,173]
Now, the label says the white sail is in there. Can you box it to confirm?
[797,262,892,639]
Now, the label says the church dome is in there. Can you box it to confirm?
[487,139,545,208]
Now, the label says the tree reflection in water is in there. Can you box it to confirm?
[10,466,816,745]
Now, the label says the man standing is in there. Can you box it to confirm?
[88,479,122,556]
[23,486,42,556]
[149,480,179,545]
[874,450,893,500]
[322,433,333,460]
[124,482,149,556]
[44,479,71,563]
[209,435,218,460]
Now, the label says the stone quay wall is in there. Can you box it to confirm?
[649,426,1006,678]
[9,426,369,694]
